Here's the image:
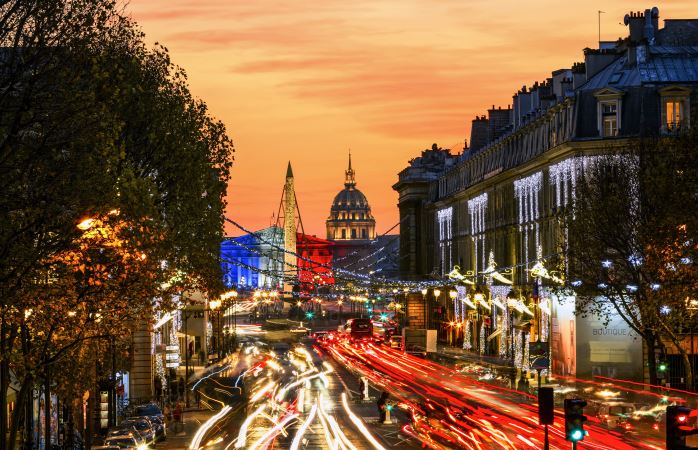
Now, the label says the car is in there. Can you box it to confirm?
[312,331,329,340]
[107,425,147,444]
[118,417,155,444]
[389,335,402,349]
[597,402,637,429]
[343,318,373,343]
[405,343,427,358]
[103,434,146,450]
[132,404,166,441]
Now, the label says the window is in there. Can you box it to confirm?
[660,87,691,134]
[362,229,367,238]
[341,229,346,239]
[665,99,684,132]
[594,88,623,138]
[601,102,618,137]
[351,229,357,239]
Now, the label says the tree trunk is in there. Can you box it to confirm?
[646,332,658,386]
[66,395,75,450]
[0,358,8,450]
[44,367,50,450]
[85,389,94,450]
[7,375,30,450]
[680,346,694,392]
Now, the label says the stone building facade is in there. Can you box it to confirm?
[394,7,698,381]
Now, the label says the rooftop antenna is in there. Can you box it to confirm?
[598,10,605,48]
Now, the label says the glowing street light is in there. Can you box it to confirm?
[77,217,95,231]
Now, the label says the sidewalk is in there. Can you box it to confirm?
[160,408,214,450]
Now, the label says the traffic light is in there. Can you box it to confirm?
[666,405,698,450]
[538,387,554,425]
[564,398,587,442]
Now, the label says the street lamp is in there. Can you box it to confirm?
[77,217,95,231]
[220,290,239,354]
[209,299,222,360]
[449,291,458,346]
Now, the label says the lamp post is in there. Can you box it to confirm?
[506,289,518,366]
[434,289,441,340]
[449,290,458,347]
[473,290,486,354]
[209,299,222,360]
[220,290,239,354]
[232,291,239,351]
[421,288,428,329]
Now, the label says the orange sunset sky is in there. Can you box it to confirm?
[128,1,696,238]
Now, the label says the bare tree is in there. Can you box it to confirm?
[562,130,697,388]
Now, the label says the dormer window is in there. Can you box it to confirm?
[601,102,618,137]
[659,86,691,134]
[666,99,682,130]
[594,87,623,138]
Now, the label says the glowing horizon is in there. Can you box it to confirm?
[127,1,696,237]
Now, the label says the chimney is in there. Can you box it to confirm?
[469,116,489,152]
[624,11,646,43]
[584,48,618,80]
[624,7,659,44]
[645,7,659,44]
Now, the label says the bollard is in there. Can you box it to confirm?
[383,405,392,424]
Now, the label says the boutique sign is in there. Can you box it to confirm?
[576,302,643,380]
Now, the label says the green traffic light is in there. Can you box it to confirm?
[570,429,583,441]
[305,312,314,319]
[659,363,668,372]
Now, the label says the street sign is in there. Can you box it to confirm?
[531,356,550,371]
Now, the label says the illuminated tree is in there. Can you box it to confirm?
[0,1,234,448]
[562,128,698,388]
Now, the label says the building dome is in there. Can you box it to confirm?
[331,188,369,210]
[326,152,376,241]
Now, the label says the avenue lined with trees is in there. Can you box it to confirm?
[0,1,235,449]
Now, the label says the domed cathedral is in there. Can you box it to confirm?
[326,151,376,241]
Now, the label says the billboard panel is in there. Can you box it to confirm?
[575,297,643,380]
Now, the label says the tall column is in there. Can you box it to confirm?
[129,320,153,403]
[284,162,297,297]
